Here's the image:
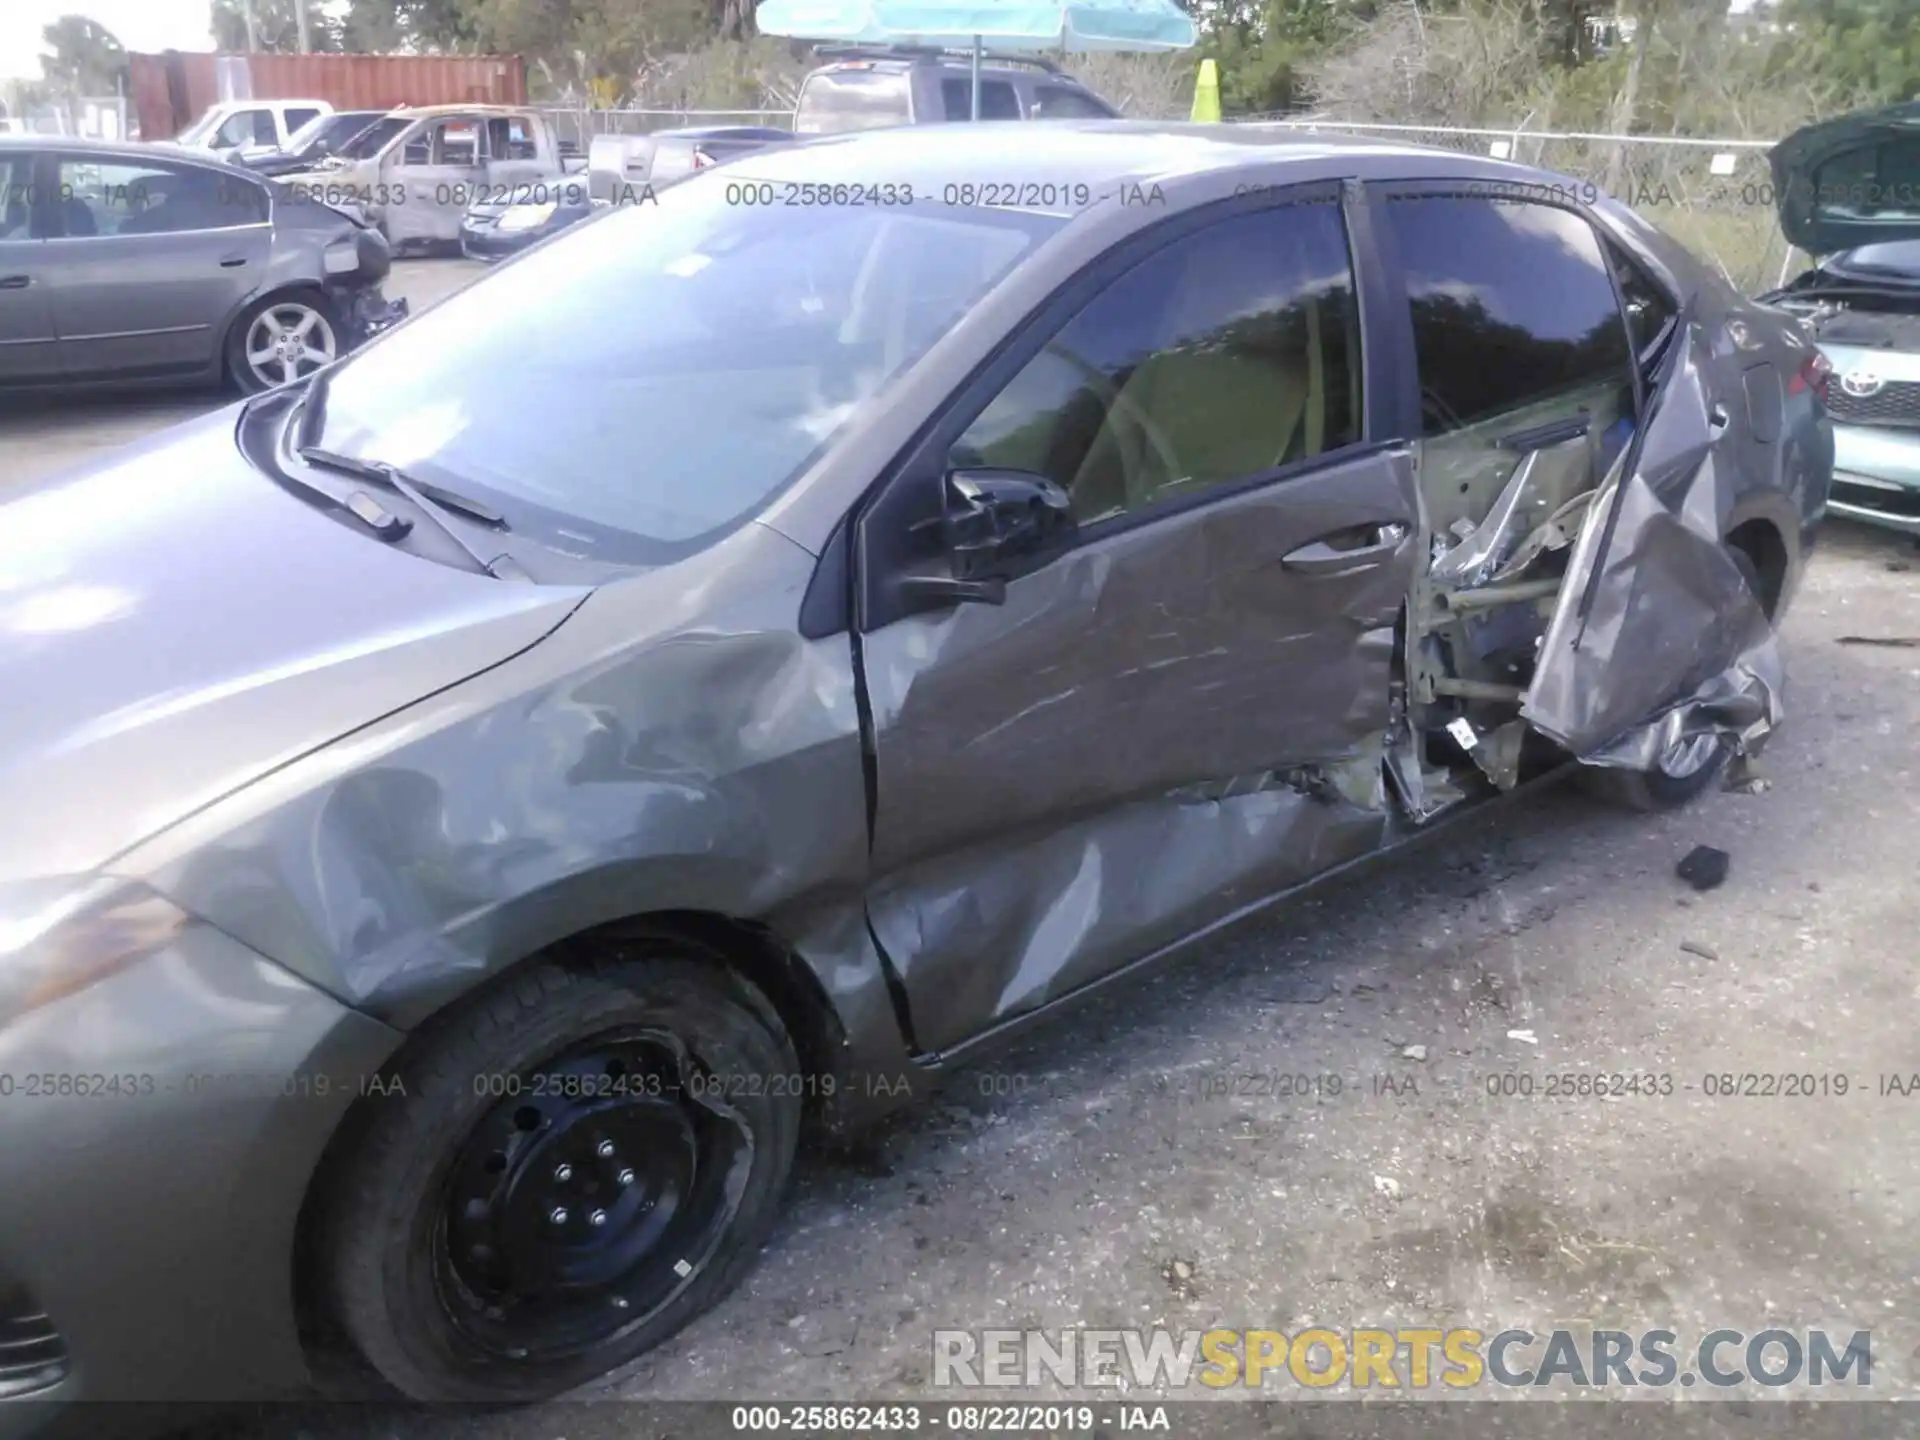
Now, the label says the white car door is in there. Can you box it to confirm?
[383,116,486,246]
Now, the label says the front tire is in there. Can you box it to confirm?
[317,946,801,1402]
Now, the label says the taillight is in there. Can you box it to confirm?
[1788,349,1831,405]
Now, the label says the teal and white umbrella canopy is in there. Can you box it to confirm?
[757,0,1197,117]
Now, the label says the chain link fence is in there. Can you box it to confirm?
[536,106,794,155]
[1233,117,1800,293]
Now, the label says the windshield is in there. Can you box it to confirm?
[310,176,1065,564]
[338,115,410,160]
[291,112,378,158]
[175,109,222,147]
[794,70,913,134]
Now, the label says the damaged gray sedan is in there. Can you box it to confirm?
[0,122,1830,1425]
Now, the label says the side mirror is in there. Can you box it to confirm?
[902,468,1075,608]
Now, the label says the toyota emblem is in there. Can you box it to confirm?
[1840,370,1885,398]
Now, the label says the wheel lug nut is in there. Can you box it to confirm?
[549,1206,568,1224]
[596,1140,615,1158]
[612,1296,630,1310]
[553,1163,573,1182]
[589,1209,608,1227]
[617,1168,635,1187]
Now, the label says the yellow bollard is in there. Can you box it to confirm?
[1190,57,1221,124]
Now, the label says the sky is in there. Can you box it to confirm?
[0,0,213,83]
[0,0,1763,85]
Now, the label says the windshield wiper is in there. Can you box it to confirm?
[298,445,529,581]
[300,444,507,527]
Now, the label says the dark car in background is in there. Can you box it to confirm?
[793,44,1119,132]
[459,171,596,260]
[0,123,1828,1434]
[1761,101,1920,536]
[240,109,406,179]
[0,136,404,393]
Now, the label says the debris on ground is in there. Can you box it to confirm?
[1400,1044,1429,1062]
[1506,1028,1539,1045]
[1724,754,1770,794]
[1680,939,1720,961]
[1836,635,1919,648]
[1373,1175,1404,1200]
[1676,845,1731,891]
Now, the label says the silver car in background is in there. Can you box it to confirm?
[0,136,403,393]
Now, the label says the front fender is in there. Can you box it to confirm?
[113,524,893,1076]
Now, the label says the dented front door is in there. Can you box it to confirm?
[855,195,1416,1055]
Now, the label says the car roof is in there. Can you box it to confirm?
[0,134,236,166]
[723,119,1545,188]
[384,103,533,119]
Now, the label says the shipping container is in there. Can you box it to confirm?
[129,52,529,143]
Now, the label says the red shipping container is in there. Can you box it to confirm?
[130,52,529,142]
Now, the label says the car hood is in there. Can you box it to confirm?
[1770,101,1920,255]
[0,408,589,884]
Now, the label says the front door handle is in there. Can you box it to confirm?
[0,274,29,289]
[219,256,249,268]
[1282,521,1408,575]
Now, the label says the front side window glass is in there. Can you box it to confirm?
[56,158,265,236]
[954,200,1364,525]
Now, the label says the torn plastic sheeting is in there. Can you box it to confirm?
[1522,326,1780,768]
[869,771,1386,1055]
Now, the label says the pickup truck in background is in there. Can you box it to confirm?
[275,104,573,250]
[174,98,335,159]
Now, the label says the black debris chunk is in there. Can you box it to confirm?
[1676,845,1730,892]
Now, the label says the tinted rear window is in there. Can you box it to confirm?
[795,70,912,134]
[941,78,1022,121]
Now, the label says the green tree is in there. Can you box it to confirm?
[1772,0,1920,106]
[39,14,127,93]
[210,0,345,51]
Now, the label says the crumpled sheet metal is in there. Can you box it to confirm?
[1523,328,1782,770]
[858,448,1419,1054]
[868,773,1384,1055]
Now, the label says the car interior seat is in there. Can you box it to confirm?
[1070,256,1320,518]
[58,195,98,237]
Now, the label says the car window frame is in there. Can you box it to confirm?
[839,179,1408,637]
[1,150,47,241]
[41,149,272,241]
[1361,178,1651,445]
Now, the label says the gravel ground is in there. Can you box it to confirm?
[3,257,1917,1432]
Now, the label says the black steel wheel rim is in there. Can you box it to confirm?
[432,1027,752,1361]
